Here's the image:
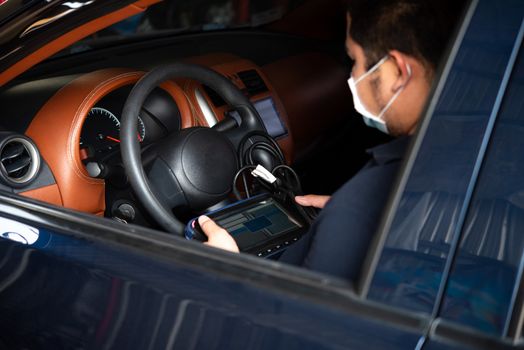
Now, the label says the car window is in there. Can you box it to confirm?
[438,31,524,337]
[364,0,524,320]
[59,0,304,57]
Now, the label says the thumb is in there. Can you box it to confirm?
[198,215,221,237]
[198,215,239,253]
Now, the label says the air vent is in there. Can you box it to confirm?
[0,137,40,186]
[237,70,268,96]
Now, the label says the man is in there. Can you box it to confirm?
[199,0,465,281]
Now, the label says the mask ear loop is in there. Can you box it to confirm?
[405,63,412,83]
[377,63,412,119]
[354,55,390,85]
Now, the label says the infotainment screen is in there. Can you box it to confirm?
[229,98,287,138]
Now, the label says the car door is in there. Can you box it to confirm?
[359,0,524,348]
[1,0,523,349]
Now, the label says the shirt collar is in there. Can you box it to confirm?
[367,136,411,165]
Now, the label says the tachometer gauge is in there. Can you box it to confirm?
[80,107,146,158]
[80,107,121,155]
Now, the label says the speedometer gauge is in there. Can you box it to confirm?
[80,107,146,158]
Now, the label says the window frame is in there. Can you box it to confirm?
[359,0,524,344]
[357,0,478,298]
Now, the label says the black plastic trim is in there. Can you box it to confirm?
[430,319,522,350]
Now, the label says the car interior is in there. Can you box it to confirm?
[0,0,391,258]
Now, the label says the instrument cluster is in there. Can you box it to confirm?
[79,85,181,162]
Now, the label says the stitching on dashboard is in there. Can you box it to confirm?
[68,71,143,184]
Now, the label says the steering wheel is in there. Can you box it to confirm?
[120,63,266,236]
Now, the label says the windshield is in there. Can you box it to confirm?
[60,0,304,56]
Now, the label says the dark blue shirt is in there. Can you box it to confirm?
[281,136,410,281]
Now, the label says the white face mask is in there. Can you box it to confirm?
[347,56,411,134]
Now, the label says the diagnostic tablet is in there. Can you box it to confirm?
[186,193,309,257]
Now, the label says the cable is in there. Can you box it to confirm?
[238,131,284,157]
[232,165,256,200]
[272,165,301,192]
[237,131,285,168]
[231,162,317,224]
[234,132,317,223]
[234,130,286,200]
[271,165,318,223]
[245,142,285,167]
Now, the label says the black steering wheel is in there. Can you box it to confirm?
[120,63,266,235]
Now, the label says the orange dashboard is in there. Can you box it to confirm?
[4,46,352,217]
[180,53,295,162]
[19,53,302,214]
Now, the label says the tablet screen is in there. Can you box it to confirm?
[212,198,302,249]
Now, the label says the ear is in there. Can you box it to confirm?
[388,50,412,92]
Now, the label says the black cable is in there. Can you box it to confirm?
[235,132,318,223]
[245,142,285,166]
[231,161,317,224]
[272,165,302,192]
[242,173,251,199]
[253,142,285,162]
[232,165,256,200]
[234,130,286,200]
[271,165,318,223]
[237,130,285,168]
[238,130,284,157]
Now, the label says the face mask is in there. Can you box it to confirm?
[347,56,411,134]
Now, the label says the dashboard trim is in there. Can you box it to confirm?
[19,184,62,208]
[183,54,295,162]
[195,88,218,127]
[18,54,307,212]
[24,68,193,214]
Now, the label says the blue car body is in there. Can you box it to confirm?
[0,0,523,349]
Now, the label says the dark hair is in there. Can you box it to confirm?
[347,0,467,72]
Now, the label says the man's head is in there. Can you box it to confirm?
[346,0,466,136]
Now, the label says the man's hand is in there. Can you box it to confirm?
[295,194,331,209]
[198,215,239,253]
